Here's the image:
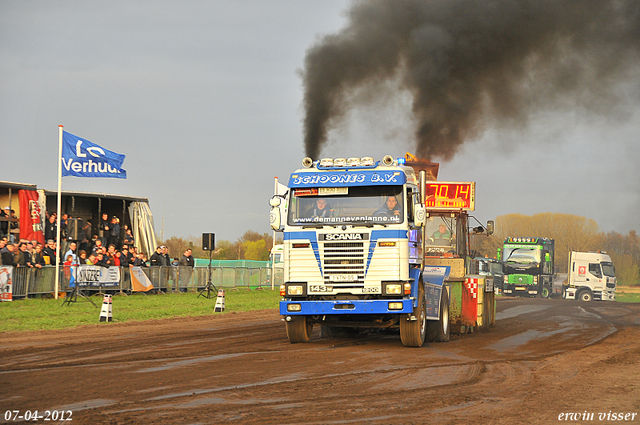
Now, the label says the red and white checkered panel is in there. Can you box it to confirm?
[466,278,479,299]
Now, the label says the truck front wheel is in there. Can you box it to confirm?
[400,283,426,347]
[578,290,593,302]
[286,316,313,343]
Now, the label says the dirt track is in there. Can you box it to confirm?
[2,297,640,424]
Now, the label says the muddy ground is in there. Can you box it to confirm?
[2,297,640,424]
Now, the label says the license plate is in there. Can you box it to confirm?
[329,274,357,282]
[515,286,526,291]
[310,285,333,292]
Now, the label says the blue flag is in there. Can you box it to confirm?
[61,131,127,179]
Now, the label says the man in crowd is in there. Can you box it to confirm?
[108,216,120,250]
[1,241,16,267]
[178,248,195,292]
[63,241,77,264]
[44,214,57,242]
[43,239,57,265]
[98,213,109,247]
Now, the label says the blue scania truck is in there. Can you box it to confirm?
[269,155,495,346]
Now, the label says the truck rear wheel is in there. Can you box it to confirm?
[427,287,450,342]
[578,290,593,302]
[286,316,313,343]
[400,283,426,347]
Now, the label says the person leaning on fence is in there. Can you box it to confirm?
[150,246,163,266]
[63,241,78,264]
[94,252,109,267]
[78,250,88,265]
[1,242,16,267]
[149,246,165,290]
[43,239,56,265]
[121,244,134,264]
[178,248,195,293]
[33,243,45,269]
[133,252,148,267]
[18,243,33,268]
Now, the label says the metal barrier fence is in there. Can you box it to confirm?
[7,265,279,298]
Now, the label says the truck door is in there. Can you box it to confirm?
[588,263,603,289]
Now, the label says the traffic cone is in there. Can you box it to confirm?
[214,289,225,312]
[99,294,113,322]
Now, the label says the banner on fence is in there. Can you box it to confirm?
[131,267,154,292]
[0,266,13,301]
[75,265,121,287]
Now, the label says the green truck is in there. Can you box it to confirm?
[498,237,555,298]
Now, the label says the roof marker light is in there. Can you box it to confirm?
[360,157,374,166]
[319,158,334,167]
[333,157,346,167]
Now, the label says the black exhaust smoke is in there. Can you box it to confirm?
[302,0,640,160]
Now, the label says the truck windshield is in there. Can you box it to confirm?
[288,185,404,226]
[425,216,457,252]
[503,246,542,264]
[601,262,615,277]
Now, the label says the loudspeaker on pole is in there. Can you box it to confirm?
[202,233,215,251]
[99,294,113,322]
[214,289,225,312]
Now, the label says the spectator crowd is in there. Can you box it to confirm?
[0,210,198,297]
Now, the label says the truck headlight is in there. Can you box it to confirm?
[288,285,303,296]
[385,283,402,295]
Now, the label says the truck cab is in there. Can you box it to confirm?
[499,237,555,298]
[564,251,616,301]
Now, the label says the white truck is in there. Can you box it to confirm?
[563,251,616,301]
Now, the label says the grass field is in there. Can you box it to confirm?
[0,289,281,333]
[617,290,640,303]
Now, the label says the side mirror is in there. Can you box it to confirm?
[270,207,282,231]
[486,220,494,236]
[269,196,282,207]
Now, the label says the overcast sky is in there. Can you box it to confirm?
[1,1,638,243]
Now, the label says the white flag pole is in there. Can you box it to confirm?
[55,125,63,299]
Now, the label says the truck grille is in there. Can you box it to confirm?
[322,242,365,286]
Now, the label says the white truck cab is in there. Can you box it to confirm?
[564,251,616,301]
